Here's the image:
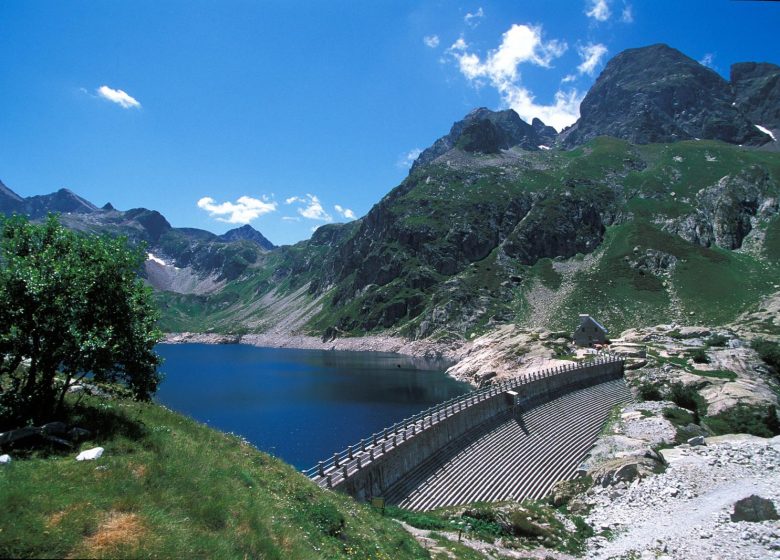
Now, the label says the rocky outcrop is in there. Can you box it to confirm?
[411,108,555,171]
[658,165,779,250]
[562,44,770,147]
[616,324,779,417]
[502,192,609,264]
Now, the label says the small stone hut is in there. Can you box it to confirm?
[573,314,608,346]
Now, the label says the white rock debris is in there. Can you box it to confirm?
[585,434,780,559]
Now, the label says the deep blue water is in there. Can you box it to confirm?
[154,344,471,470]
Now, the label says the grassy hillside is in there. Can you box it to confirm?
[0,395,428,559]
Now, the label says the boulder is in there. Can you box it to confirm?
[687,436,706,446]
[474,371,497,385]
[68,427,92,442]
[731,495,779,522]
[0,454,11,465]
[76,447,104,461]
[590,455,662,487]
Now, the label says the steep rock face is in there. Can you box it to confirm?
[411,108,554,171]
[562,44,769,147]
[502,189,611,264]
[217,224,276,250]
[659,165,779,249]
[731,62,780,131]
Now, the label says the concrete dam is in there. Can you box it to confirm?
[304,357,631,511]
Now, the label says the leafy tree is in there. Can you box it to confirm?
[0,215,162,428]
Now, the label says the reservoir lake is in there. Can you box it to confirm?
[155,344,471,470]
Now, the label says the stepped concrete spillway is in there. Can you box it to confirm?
[304,357,629,508]
[388,378,631,510]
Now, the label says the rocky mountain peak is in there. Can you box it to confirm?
[411,108,554,171]
[24,187,98,218]
[217,224,276,250]
[562,43,769,147]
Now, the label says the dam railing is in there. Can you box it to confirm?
[302,355,624,496]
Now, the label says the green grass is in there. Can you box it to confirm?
[386,500,593,555]
[692,369,738,381]
[0,396,428,560]
[766,215,780,262]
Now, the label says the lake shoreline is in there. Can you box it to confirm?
[162,331,465,367]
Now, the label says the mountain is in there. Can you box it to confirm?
[3,44,779,341]
[561,44,771,147]
[0,183,98,217]
[0,179,24,214]
[217,224,276,250]
[411,108,556,171]
[0,182,277,294]
[158,133,780,338]
[155,45,780,338]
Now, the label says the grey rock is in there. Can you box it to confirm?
[688,436,706,447]
[731,495,780,523]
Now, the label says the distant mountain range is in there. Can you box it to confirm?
[2,43,779,339]
[0,180,277,294]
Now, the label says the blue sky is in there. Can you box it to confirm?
[1,1,778,245]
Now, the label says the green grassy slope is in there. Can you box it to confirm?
[0,397,427,559]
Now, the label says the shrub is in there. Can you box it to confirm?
[668,382,707,423]
[690,348,710,364]
[0,215,162,429]
[705,334,729,347]
[638,383,663,401]
[705,404,780,438]
[751,339,780,375]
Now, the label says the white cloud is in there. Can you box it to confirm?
[502,87,584,132]
[96,85,141,109]
[585,0,611,21]
[334,205,357,220]
[448,24,579,131]
[464,7,484,27]
[285,194,333,222]
[577,43,608,76]
[561,74,577,84]
[397,148,423,168]
[423,35,440,48]
[282,216,301,222]
[197,195,277,224]
[621,3,634,23]
[699,53,715,69]
[449,37,468,52]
